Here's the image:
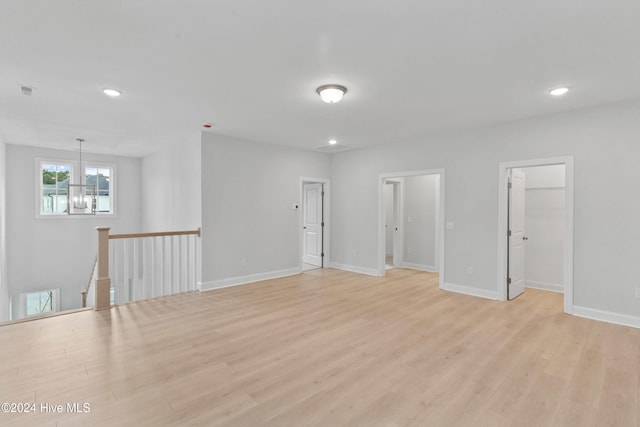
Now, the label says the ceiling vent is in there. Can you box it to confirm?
[21,86,33,95]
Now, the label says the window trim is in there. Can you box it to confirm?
[17,288,61,318]
[36,157,74,217]
[35,158,117,219]
[83,161,117,216]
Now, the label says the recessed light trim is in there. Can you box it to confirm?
[317,84,347,104]
[103,88,121,97]
[328,139,337,145]
[549,87,569,96]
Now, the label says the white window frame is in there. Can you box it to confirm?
[36,158,74,217]
[36,158,117,218]
[83,162,117,216]
[17,288,61,318]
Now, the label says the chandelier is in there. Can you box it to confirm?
[67,138,97,215]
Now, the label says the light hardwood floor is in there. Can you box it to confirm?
[1,269,638,426]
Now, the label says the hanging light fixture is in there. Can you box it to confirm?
[75,139,87,210]
[316,84,347,103]
[67,138,97,215]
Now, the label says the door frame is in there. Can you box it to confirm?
[377,169,445,290]
[506,168,526,300]
[299,177,330,271]
[384,179,403,268]
[497,157,574,314]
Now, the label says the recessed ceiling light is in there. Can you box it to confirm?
[549,87,569,96]
[103,88,121,97]
[317,84,347,104]
[328,139,337,145]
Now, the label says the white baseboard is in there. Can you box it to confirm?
[525,280,563,293]
[442,282,498,300]
[573,305,640,329]
[200,267,300,291]
[403,262,437,273]
[328,262,380,277]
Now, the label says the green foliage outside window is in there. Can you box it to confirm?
[42,169,70,185]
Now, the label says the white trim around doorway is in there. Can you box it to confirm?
[496,157,574,314]
[377,169,445,290]
[299,177,330,272]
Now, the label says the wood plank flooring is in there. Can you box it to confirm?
[0,268,638,426]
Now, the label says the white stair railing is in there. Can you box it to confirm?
[81,255,97,308]
[95,227,200,309]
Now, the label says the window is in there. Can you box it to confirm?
[16,289,60,319]
[26,290,54,315]
[84,165,113,214]
[40,162,72,215]
[38,159,115,216]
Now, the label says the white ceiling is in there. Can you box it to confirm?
[1,0,639,157]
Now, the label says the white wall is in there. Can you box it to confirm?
[330,99,640,319]
[523,165,565,292]
[5,145,142,317]
[403,175,438,271]
[201,133,331,288]
[141,136,201,232]
[0,137,7,321]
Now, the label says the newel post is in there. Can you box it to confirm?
[96,226,111,310]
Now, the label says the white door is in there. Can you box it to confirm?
[303,183,323,266]
[508,169,526,299]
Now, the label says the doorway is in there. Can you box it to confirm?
[384,179,402,269]
[300,177,330,271]
[498,158,574,313]
[507,168,526,299]
[378,169,445,289]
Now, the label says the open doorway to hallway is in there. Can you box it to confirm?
[378,169,445,289]
[383,179,401,270]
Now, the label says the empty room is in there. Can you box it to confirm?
[0,1,639,426]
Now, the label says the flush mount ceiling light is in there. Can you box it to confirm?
[103,88,121,97]
[549,87,569,96]
[317,84,347,104]
[328,139,338,145]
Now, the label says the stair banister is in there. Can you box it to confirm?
[95,226,112,310]
[95,226,201,310]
